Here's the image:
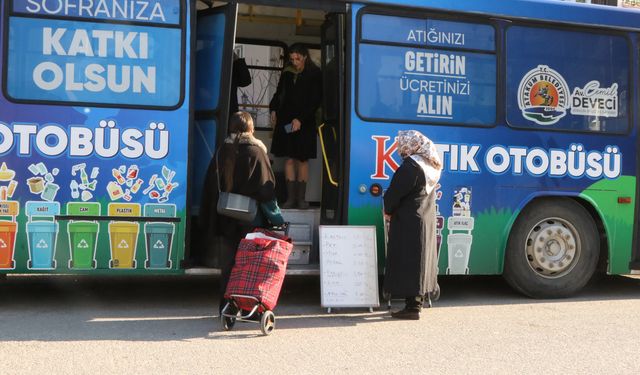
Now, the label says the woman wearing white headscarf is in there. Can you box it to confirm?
[383,130,442,320]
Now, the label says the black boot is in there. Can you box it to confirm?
[282,180,297,209]
[297,181,309,209]
[391,296,422,320]
[391,308,420,320]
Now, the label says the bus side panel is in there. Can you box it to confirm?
[0,1,191,274]
[346,4,636,276]
[580,178,636,275]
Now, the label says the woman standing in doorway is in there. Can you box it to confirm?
[383,130,443,320]
[269,44,322,209]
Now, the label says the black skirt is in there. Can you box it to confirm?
[270,123,317,161]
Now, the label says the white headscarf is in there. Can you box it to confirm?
[396,130,443,194]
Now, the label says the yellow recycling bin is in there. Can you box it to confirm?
[108,203,141,269]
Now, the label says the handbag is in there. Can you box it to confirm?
[215,140,258,222]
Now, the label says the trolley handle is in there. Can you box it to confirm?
[268,221,289,237]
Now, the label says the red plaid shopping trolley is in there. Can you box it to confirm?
[221,228,293,335]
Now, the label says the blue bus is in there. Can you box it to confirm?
[0,0,638,297]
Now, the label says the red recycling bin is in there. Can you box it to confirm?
[0,221,17,269]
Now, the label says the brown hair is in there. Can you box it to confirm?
[229,111,254,134]
[288,43,317,69]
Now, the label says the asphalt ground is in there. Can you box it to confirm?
[0,274,639,374]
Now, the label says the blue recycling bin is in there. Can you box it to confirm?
[26,202,60,270]
[143,204,176,269]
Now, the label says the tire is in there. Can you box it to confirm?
[260,310,276,335]
[430,284,440,302]
[221,315,235,331]
[503,198,599,298]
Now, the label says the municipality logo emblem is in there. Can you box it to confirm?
[518,65,569,125]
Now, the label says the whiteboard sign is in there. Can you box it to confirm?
[319,226,379,308]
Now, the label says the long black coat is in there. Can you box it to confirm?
[383,158,438,297]
[200,137,276,293]
[269,64,322,161]
[201,139,276,239]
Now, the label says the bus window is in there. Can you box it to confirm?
[235,41,285,129]
[357,14,497,126]
[505,26,630,133]
[6,4,183,109]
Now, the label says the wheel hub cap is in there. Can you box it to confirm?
[526,218,580,278]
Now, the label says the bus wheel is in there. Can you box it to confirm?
[503,198,599,298]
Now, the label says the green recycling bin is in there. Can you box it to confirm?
[68,221,99,269]
[66,202,101,269]
[144,204,176,269]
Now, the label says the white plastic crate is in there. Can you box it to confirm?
[288,244,311,265]
[288,223,312,242]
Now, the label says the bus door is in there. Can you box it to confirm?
[319,13,347,224]
[190,4,238,255]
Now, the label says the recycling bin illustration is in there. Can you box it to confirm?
[143,204,176,269]
[0,201,19,269]
[66,202,101,269]
[108,203,141,269]
[446,216,474,275]
[26,201,60,270]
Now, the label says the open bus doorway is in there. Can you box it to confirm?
[190,1,347,272]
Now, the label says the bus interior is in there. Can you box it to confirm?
[190,1,348,272]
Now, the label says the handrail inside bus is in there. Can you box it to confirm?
[318,123,338,187]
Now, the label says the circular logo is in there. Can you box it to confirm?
[517,65,569,125]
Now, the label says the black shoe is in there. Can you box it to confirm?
[391,308,420,320]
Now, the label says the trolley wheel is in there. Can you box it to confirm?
[144,260,150,269]
[382,291,391,301]
[166,260,172,268]
[69,260,74,269]
[260,310,276,336]
[27,260,32,269]
[430,284,441,302]
[109,260,115,268]
[11,260,15,269]
[92,259,97,269]
[131,260,137,269]
[51,260,56,269]
[221,314,236,331]
[424,295,433,309]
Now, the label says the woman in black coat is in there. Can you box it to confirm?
[269,44,322,209]
[200,112,278,313]
[383,130,443,320]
